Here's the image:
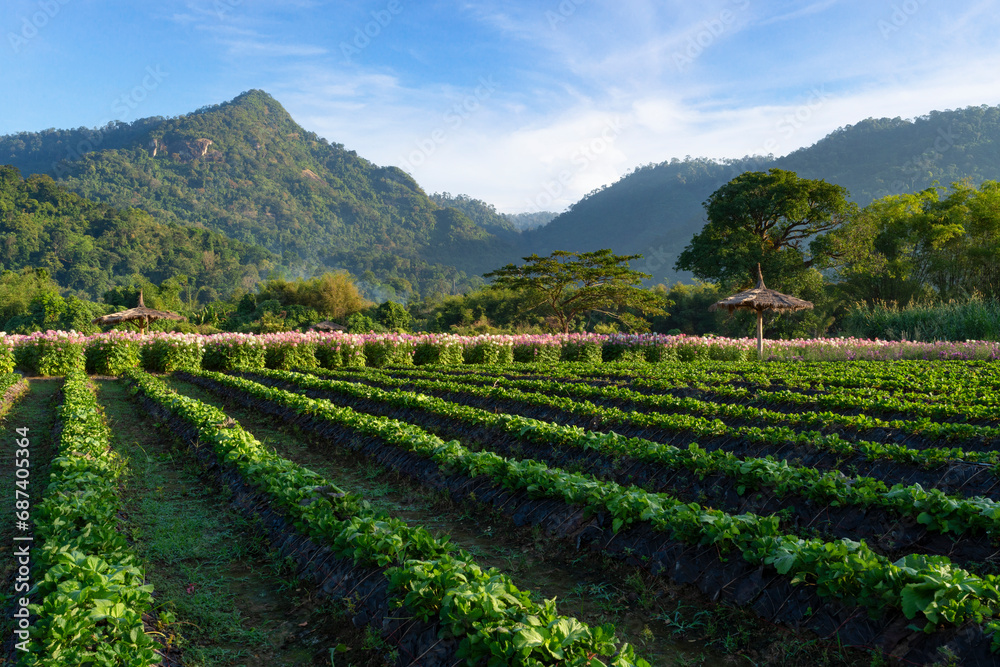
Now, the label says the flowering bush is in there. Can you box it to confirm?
[560,334,604,364]
[143,333,205,372]
[202,333,266,371]
[13,331,87,376]
[363,336,415,368]
[85,331,142,376]
[413,334,465,365]
[261,332,319,370]
[511,336,563,364]
[463,336,514,365]
[0,336,14,374]
[315,334,366,368]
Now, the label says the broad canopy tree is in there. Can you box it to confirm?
[676,168,855,291]
[830,180,1000,305]
[483,249,666,334]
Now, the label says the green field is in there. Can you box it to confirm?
[4,360,1000,666]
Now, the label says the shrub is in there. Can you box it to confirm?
[413,336,465,365]
[262,333,319,370]
[85,332,142,375]
[463,339,514,365]
[144,334,205,372]
[202,334,266,371]
[363,337,415,367]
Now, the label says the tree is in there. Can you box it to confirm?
[675,168,854,289]
[830,180,1000,305]
[483,249,666,334]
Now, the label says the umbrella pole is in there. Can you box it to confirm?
[756,310,763,360]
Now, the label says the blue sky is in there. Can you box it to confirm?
[2,0,999,213]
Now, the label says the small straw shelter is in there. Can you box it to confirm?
[91,290,186,335]
[311,320,347,332]
[709,263,813,359]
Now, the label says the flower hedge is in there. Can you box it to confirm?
[7,330,1000,376]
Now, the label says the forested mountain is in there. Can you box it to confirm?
[527,104,1000,284]
[0,165,274,301]
[430,192,556,235]
[3,92,999,294]
[0,90,514,297]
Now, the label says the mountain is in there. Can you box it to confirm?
[0,90,514,297]
[430,192,557,235]
[526,104,1000,284]
[0,165,275,301]
[4,92,999,294]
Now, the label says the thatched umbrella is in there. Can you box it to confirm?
[709,264,813,359]
[311,320,347,332]
[92,291,186,335]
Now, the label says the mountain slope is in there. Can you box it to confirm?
[0,90,515,296]
[528,104,1000,284]
[0,165,275,300]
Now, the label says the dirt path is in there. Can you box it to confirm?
[96,378,392,667]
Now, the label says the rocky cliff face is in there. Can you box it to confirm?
[149,137,219,161]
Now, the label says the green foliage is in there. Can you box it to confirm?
[560,340,603,363]
[840,296,1000,341]
[512,341,562,364]
[25,371,157,665]
[315,337,365,368]
[374,300,412,332]
[676,168,854,290]
[0,166,275,303]
[484,249,666,334]
[263,338,319,370]
[0,339,13,373]
[463,340,514,365]
[363,339,414,368]
[412,286,549,334]
[832,180,1000,306]
[143,335,204,372]
[258,272,370,321]
[85,333,142,375]
[16,332,87,376]
[346,311,385,334]
[202,335,266,371]
[412,340,465,365]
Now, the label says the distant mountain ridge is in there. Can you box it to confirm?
[2,93,999,293]
[0,90,513,297]
[526,104,1000,284]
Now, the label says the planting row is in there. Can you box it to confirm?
[123,369,648,667]
[310,366,1000,494]
[336,365,1000,445]
[179,369,1000,663]
[237,368,1000,558]
[23,371,159,665]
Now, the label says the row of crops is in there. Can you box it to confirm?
[5,330,1000,378]
[5,347,1000,664]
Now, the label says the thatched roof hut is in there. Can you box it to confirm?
[311,320,347,332]
[709,264,813,358]
[92,291,186,335]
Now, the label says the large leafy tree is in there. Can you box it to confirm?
[675,168,854,289]
[483,249,666,333]
[831,180,1000,305]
